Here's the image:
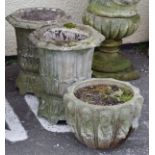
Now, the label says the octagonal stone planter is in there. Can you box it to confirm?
[6,7,70,95]
[29,24,104,123]
[64,78,143,149]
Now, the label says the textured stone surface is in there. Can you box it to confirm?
[5,46,149,155]
[6,7,70,95]
[64,78,144,149]
[29,24,104,123]
[83,13,140,40]
[38,93,65,124]
[16,71,43,95]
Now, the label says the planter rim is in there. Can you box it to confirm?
[86,0,140,18]
[6,7,70,29]
[112,0,141,5]
[29,24,105,51]
[64,78,143,109]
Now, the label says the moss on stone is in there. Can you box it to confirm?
[63,23,77,29]
[16,71,43,95]
[93,51,132,73]
[92,69,140,81]
[38,93,65,123]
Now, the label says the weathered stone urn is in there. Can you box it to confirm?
[29,24,104,123]
[83,0,141,80]
[64,78,143,149]
[6,7,70,95]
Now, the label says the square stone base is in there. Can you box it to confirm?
[37,93,65,124]
[16,71,42,95]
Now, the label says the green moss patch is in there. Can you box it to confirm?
[63,23,77,29]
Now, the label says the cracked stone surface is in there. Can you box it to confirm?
[5,46,149,155]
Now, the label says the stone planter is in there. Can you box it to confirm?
[64,78,143,149]
[83,0,141,80]
[29,24,104,123]
[6,7,70,95]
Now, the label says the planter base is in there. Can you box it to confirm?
[38,93,65,123]
[93,68,140,81]
[92,41,140,81]
[16,71,42,95]
[75,127,134,149]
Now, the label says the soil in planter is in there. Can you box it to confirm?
[43,29,88,46]
[74,84,133,106]
[21,10,64,21]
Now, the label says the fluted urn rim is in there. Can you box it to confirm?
[86,0,141,17]
[64,78,143,109]
[29,24,105,51]
[112,0,141,5]
[6,7,70,29]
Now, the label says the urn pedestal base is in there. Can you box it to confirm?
[16,71,42,95]
[93,68,139,81]
[38,93,65,124]
[92,40,140,81]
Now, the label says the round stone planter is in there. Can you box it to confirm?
[29,24,104,123]
[64,78,143,149]
[83,0,141,80]
[6,7,70,95]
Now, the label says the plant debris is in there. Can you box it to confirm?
[74,84,133,106]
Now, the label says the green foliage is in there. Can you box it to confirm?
[119,89,133,102]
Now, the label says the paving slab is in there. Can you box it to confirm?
[5,47,149,155]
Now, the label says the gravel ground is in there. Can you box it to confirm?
[5,47,149,155]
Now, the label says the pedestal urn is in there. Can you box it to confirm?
[83,0,141,80]
[29,24,104,123]
[64,78,143,149]
[6,7,70,95]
